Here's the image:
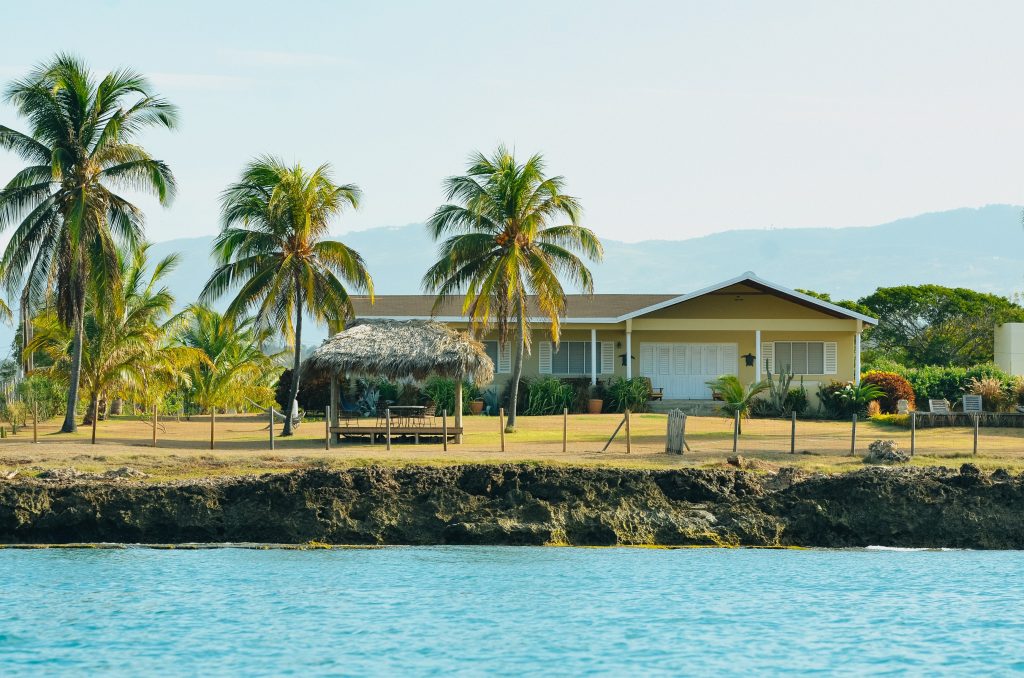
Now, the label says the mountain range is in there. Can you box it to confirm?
[4,204,1023,357]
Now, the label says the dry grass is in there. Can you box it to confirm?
[0,412,1020,481]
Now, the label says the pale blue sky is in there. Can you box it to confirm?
[1,0,1023,242]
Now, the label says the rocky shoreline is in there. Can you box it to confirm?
[1,464,1023,548]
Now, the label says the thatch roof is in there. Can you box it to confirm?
[304,318,494,384]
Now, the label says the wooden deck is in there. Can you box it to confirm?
[330,425,463,441]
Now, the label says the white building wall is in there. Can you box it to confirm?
[995,323,1024,376]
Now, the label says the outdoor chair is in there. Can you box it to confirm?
[962,394,983,414]
[413,403,436,427]
[640,376,664,401]
[928,399,952,415]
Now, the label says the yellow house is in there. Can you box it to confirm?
[352,272,877,405]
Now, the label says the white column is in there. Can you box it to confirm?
[855,332,862,383]
[590,328,598,386]
[625,320,633,379]
[755,329,761,382]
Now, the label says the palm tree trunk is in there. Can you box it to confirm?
[506,302,526,431]
[61,314,85,433]
[283,285,303,436]
[90,392,98,444]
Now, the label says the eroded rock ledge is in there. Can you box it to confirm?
[1,464,1022,548]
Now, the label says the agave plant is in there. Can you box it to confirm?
[706,374,769,433]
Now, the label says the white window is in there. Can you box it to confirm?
[774,341,826,375]
[550,341,602,375]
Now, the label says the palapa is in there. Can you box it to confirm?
[304,318,494,384]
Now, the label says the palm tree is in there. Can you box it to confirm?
[27,243,182,442]
[705,375,769,434]
[200,156,373,436]
[0,54,178,433]
[423,146,602,430]
[177,305,281,448]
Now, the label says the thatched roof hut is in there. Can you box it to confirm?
[304,318,494,385]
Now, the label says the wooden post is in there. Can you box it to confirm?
[625,409,632,453]
[269,403,275,450]
[666,409,686,454]
[790,411,796,454]
[325,405,331,451]
[973,414,979,456]
[732,411,740,454]
[850,413,857,456]
[499,408,506,452]
[454,380,463,444]
[562,408,568,454]
[385,408,392,451]
[210,408,215,450]
[32,400,37,444]
[910,411,916,457]
[442,409,448,451]
[152,403,158,448]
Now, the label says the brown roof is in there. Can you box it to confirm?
[351,294,677,320]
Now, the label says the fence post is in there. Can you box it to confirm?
[325,405,331,451]
[152,403,157,448]
[625,409,632,453]
[666,409,686,454]
[732,411,740,455]
[562,408,567,454]
[499,408,506,452]
[268,404,274,450]
[973,414,979,456]
[910,411,916,457]
[386,408,392,451]
[850,413,857,456]
[32,401,38,444]
[790,411,796,454]
[442,409,448,452]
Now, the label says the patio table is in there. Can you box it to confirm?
[386,405,426,428]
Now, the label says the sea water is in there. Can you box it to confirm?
[1,546,1022,675]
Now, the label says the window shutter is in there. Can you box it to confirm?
[600,341,615,374]
[761,342,774,376]
[639,344,655,375]
[498,343,512,374]
[824,342,838,374]
[539,341,552,374]
[722,344,738,374]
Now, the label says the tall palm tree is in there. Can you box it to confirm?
[177,305,281,448]
[27,243,182,442]
[423,146,602,430]
[0,53,177,433]
[200,156,373,436]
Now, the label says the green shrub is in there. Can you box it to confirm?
[860,371,915,414]
[608,377,651,413]
[784,386,809,415]
[875,362,1013,404]
[17,374,65,421]
[817,381,853,418]
[422,377,478,415]
[525,377,575,415]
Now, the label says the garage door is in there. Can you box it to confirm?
[639,343,738,399]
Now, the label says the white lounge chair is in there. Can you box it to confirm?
[928,399,951,414]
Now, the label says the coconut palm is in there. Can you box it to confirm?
[0,54,178,433]
[423,146,602,430]
[199,156,372,436]
[27,243,183,442]
[177,305,281,448]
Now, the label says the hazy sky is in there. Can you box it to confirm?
[1,0,1023,243]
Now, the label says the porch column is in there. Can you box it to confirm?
[625,319,633,379]
[755,329,762,382]
[329,371,340,443]
[855,332,862,383]
[590,329,597,386]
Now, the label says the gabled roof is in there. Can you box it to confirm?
[350,272,878,325]
[618,272,878,325]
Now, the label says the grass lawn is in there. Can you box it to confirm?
[0,411,1019,481]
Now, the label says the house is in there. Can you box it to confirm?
[350,272,878,403]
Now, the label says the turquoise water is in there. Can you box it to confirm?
[1,547,1022,676]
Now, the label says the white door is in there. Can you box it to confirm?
[639,343,738,399]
